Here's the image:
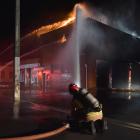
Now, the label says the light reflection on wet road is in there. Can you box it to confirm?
[0,89,140,139]
[98,91,140,124]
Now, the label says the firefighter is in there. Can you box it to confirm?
[68,83,104,134]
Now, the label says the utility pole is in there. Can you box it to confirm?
[14,0,20,118]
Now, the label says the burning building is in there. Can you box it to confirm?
[1,8,140,92]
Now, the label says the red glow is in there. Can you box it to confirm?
[47,74,50,80]
[43,70,51,75]
[38,71,42,77]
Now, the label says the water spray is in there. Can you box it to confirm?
[73,5,81,87]
[73,3,89,87]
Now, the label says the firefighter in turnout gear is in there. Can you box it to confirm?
[68,83,106,134]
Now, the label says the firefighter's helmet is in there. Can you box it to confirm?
[69,83,80,95]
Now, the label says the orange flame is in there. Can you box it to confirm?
[27,15,75,37]
[25,3,89,38]
[57,34,67,44]
[73,3,91,17]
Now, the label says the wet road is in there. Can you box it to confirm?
[47,91,140,140]
[98,91,140,123]
[0,89,71,138]
[0,89,140,139]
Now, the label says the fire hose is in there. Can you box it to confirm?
[0,123,70,140]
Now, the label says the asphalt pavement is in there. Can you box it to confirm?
[0,89,140,140]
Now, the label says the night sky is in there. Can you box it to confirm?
[0,0,83,44]
[1,0,140,44]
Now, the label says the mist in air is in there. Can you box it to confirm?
[53,1,139,87]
